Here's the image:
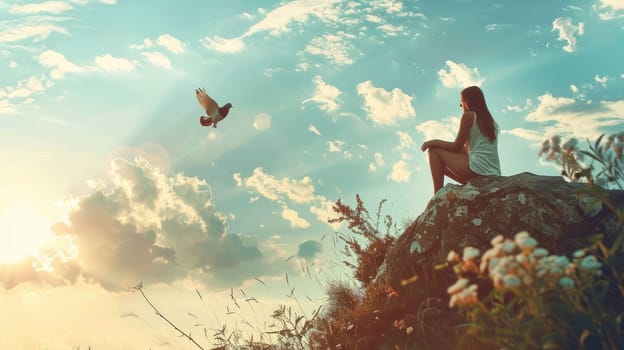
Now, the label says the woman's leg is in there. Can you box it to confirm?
[427,148,478,193]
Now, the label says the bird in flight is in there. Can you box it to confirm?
[195,88,232,128]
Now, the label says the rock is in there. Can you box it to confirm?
[380,172,624,289]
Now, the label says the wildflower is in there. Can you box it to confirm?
[515,231,537,251]
[515,254,527,265]
[449,284,478,307]
[573,249,586,259]
[502,239,516,253]
[447,278,469,295]
[554,256,571,269]
[491,234,504,246]
[579,255,602,271]
[561,262,574,275]
[534,247,549,257]
[558,276,575,289]
[492,274,504,290]
[406,326,413,335]
[463,246,480,260]
[447,250,460,263]
[522,275,534,286]
[503,275,521,289]
[480,249,496,273]
[458,284,478,305]
[537,256,564,277]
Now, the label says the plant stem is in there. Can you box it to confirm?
[135,285,205,350]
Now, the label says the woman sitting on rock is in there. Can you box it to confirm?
[421,86,501,194]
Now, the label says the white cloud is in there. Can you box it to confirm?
[366,14,383,23]
[523,92,624,140]
[328,140,344,153]
[594,0,624,20]
[302,75,342,112]
[388,160,411,183]
[156,34,185,54]
[234,168,337,228]
[281,205,310,229]
[438,60,485,88]
[141,51,171,69]
[0,24,68,43]
[595,74,609,87]
[501,128,544,142]
[356,80,415,126]
[377,23,405,36]
[235,167,316,204]
[2,156,284,291]
[0,99,16,114]
[10,1,73,14]
[94,54,137,72]
[202,0,341,53]
[310,199,340,230]
[395,131,414,151]
[308,124,321,136]
[305,32,355,65]
[201,35,246,53]
[9,61,18,69]
[378,0,403,13]
[243,0,341,37]
[415,118,458,141]
[369,152,385,172]
[38,50,86,79]
[130,38,153,50]
[552,17,584,53]
[253,113,272,130]
[5,76,46,100]
[570,84,579,93]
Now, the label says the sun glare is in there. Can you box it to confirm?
[0,205,55,264]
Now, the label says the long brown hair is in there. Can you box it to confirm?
[461,86,497,142]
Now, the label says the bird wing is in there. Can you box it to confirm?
[195,88,219,116]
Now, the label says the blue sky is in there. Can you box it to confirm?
[1,0,623,348]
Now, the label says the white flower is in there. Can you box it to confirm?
[573,249,586,259]
[580,255,602,270]
[515,231,537,250]
[447,278,469,295]
[447,250,460,262]
[516,254,527,264]
[534,248,549,257]
[503,275,521,288]
[555,256,571,269]
[491,235,504,246]
[503,240,516,253]
[463,246,480,260]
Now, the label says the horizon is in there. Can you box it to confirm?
[1,0,623,348]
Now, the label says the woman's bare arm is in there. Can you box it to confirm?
[421,112,474,152]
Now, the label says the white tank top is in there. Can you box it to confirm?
[468,112,501,176]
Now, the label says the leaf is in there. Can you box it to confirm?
[579,150,602,163]
[594,133,605,150]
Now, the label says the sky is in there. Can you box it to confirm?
[1,0,623,348]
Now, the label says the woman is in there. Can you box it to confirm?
[421,86,501,194]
